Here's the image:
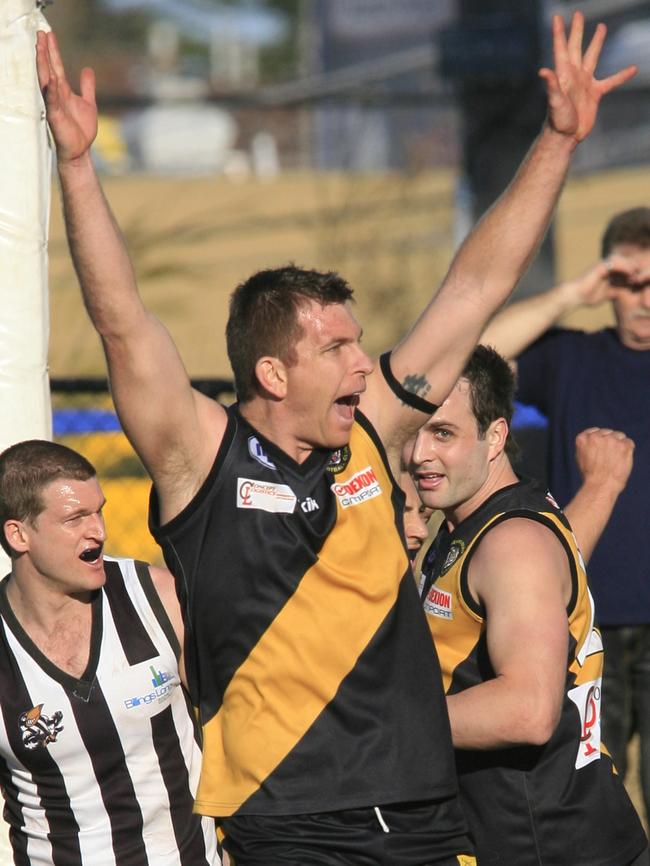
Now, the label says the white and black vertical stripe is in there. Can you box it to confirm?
[103,561,159,664]
[151,705,210,862]
[68,682,147,865]
[0,561,220,866]
[0,632,82,866]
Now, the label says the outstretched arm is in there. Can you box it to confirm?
[480,256,631,361]
[38,32,227,524]
[563,427,634,563]
[361,13,636,456]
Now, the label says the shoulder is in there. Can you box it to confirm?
[103,557,177,610]
[148,565,178,603]
[474,516,561,561]
[471,516,571,603]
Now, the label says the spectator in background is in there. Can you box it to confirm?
[481,207,650,818]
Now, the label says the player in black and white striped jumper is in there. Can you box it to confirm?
[0,439,221,866]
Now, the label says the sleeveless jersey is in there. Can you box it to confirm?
[150,407,457,817]
[0,557,220,866]
[420,479,646,865]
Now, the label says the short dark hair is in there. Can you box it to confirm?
[602,207,650,257]
[462,345,518,459]
[226,264,354,403]
[0,440,96,557]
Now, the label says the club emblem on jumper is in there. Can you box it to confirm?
[441,540,465,574]
[326,445,351,474]
[545,491,560,510]
[19,704,64,751]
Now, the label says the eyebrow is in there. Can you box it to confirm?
[424,419,458,431]
[323,327,363,349]
[65,498,106,518]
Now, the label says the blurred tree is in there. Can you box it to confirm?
[257,0,300,81]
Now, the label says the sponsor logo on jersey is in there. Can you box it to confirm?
[124,667,175,710]
[326,445,351,474]
[331,466,382,509]
[441,540,465,574]
[300,497,319,513]
[19,704,63,751]
[248,436,277,470]
[568,678,602,769]
[237,478,297,513]
[423,586,453,620]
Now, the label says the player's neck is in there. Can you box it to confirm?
[239,399,317,464]
[6,574,94,677]
[6,570,94,638]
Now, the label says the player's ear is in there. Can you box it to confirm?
[487,417,509,459]
[255,356,288,400]
[4,519,29,555]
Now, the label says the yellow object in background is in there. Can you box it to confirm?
[95,114,129,173]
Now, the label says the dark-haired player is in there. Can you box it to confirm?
[412,346,647,865]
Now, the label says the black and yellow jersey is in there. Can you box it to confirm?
[150,407,457,817]
[420,479,646,866]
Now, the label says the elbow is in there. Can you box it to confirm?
[518,703,561,746]
[525,718,557,747]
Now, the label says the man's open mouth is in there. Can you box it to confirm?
[80,546,103,563]
[335,393,360,407]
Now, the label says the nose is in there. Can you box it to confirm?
[87,511,106,542]
[356,345,374,376]
[641,285,650,308]
[410,513,429,544]
[411,429,435,467]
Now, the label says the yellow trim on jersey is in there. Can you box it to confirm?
[195,422,408,815]
[427,506,601,696]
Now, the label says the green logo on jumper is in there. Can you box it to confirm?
[150,666,170,688]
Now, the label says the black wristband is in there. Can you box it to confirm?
[379,352,438,415]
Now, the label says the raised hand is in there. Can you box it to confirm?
[575,427,635,496]
[36,30,98,163]
[559,256,634,309]
[539,12,637,143]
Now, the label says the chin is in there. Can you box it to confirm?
[417,491,442,511]
[79,565,107,589]
[323,424,353,449]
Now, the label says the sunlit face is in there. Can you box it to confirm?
[15,476,107,595]
[400,470,434,565]
[410,379,499,522]
[284,300,374,451]
[608,243,650,351]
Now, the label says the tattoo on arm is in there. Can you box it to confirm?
[401,374,432,406]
